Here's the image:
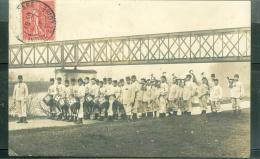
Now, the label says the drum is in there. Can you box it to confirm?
[53,94,62,106]
[85,95,93,102]
[59,98,65,107]
[69,97,80,110]
[43,94,53,106]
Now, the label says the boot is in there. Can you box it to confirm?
[201,110,206,116]
[188,112,192,116]
[173,111,177,117]
[76,118,83,124]
[238,109,242,115]
[132,113,137,121]
[69,116,74,122]
[23,117,28,123]
[16,117,23,123]
[233,110,237,115]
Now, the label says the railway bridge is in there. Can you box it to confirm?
[9,27,250,68]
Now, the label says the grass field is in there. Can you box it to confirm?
[9,109,250,158]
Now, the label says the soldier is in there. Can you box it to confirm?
[145,80,153,118]
[13,75,29,123]
[150,79,159,118]
[88,78,100,119]
[199,77,210,115]
[84,77,91,94]
[228,74,244,115]
[121,77,133,120]
[168,77,178,117]
[142,79,151,118]
[55,77,66,120]
[182,74,196,116]
[63,79,71,120]
[76,78,85,124]
[69,78,79,122]
[118,79,125,119]
[47,78,56,119]
[176,79,184,116]
[98,81,107,121]
[210,79,223,114]
[130,75,141,120]
[158,76,169,117]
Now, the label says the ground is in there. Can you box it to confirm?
[9,108,250,158]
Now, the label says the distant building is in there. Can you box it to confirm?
[55,68,97,81]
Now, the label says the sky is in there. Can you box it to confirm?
[9,0,250,44]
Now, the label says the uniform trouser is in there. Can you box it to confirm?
[141,102,148,113]
[211,100,221,112]
[158,96,167,113]
[123,103,132,115]
[231,98,241,110]
[16,100,27,117]
[200,96,208,111]
[78,98,84,118]
[168,99,178,112]
[100,101,108,117]
[138,101,146,113]
[183,99,192,112]
[132,101,140,114]
[108,96,115,116]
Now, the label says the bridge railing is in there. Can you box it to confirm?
[9,27,250,68]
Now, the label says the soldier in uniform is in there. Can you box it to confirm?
[76,78,85,124]
[176,79,184,116]
[158,76,169,117]
[210,79,223,114]
[69,78,79,122]
[88,78,100,119]
[168,77,178,117]
[13,75,29,123]
[121,77,133,120]
[47,78,56,119]
[55,77,66,120]
[130,75,141,120]
[228,74,244,115]
[198,77,210,115]
[63,79,71,120]
[98,81,107,121]
[182,74,196,116]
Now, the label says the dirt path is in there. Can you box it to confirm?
[9,101,250,131]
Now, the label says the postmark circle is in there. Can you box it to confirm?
[21,0,56,41]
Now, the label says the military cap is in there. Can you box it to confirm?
[113,80,117,83]
[50,78,54,82]
[78,78,83,82]
[131,75,137,79]
[103,78,107,81]
[65,79,69,83]
[234,74,239,78]
[108,78,112,81]
[126,76,131,80]
[18,75,23,79]
[85,77,90,80]
[119,79,124,82]
[214,78,219,82]
[211,74,216,78]
[71,78,76,82]
[57,77,62,81]
[91,78,96,81]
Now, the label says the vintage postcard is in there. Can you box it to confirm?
[8,0,250,157]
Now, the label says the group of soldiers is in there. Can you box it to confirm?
[39,70,244,124]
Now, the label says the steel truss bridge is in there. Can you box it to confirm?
[9,27,250,68]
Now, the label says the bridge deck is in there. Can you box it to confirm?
[9,27,250,68]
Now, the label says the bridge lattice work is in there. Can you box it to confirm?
[9,27,250,68]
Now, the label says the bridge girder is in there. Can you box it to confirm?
[9,27,250,68]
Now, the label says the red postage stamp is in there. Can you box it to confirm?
[21,0,56,41]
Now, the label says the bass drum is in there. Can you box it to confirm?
[43,94,53,106]
[69,97,80,110]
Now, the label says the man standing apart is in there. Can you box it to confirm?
[229,74,244,115]
[13,75,29,123]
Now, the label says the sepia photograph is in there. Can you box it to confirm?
[8,0,250,157]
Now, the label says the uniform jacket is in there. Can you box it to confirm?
[121,84,132,104]
[210,85,223,101]
[13,82,28,101]
[183,81,195,100]
[230,81,244,98]
[168,84,177,101]
[48,84,56,96]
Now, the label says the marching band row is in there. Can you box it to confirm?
[41,71,244,124]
